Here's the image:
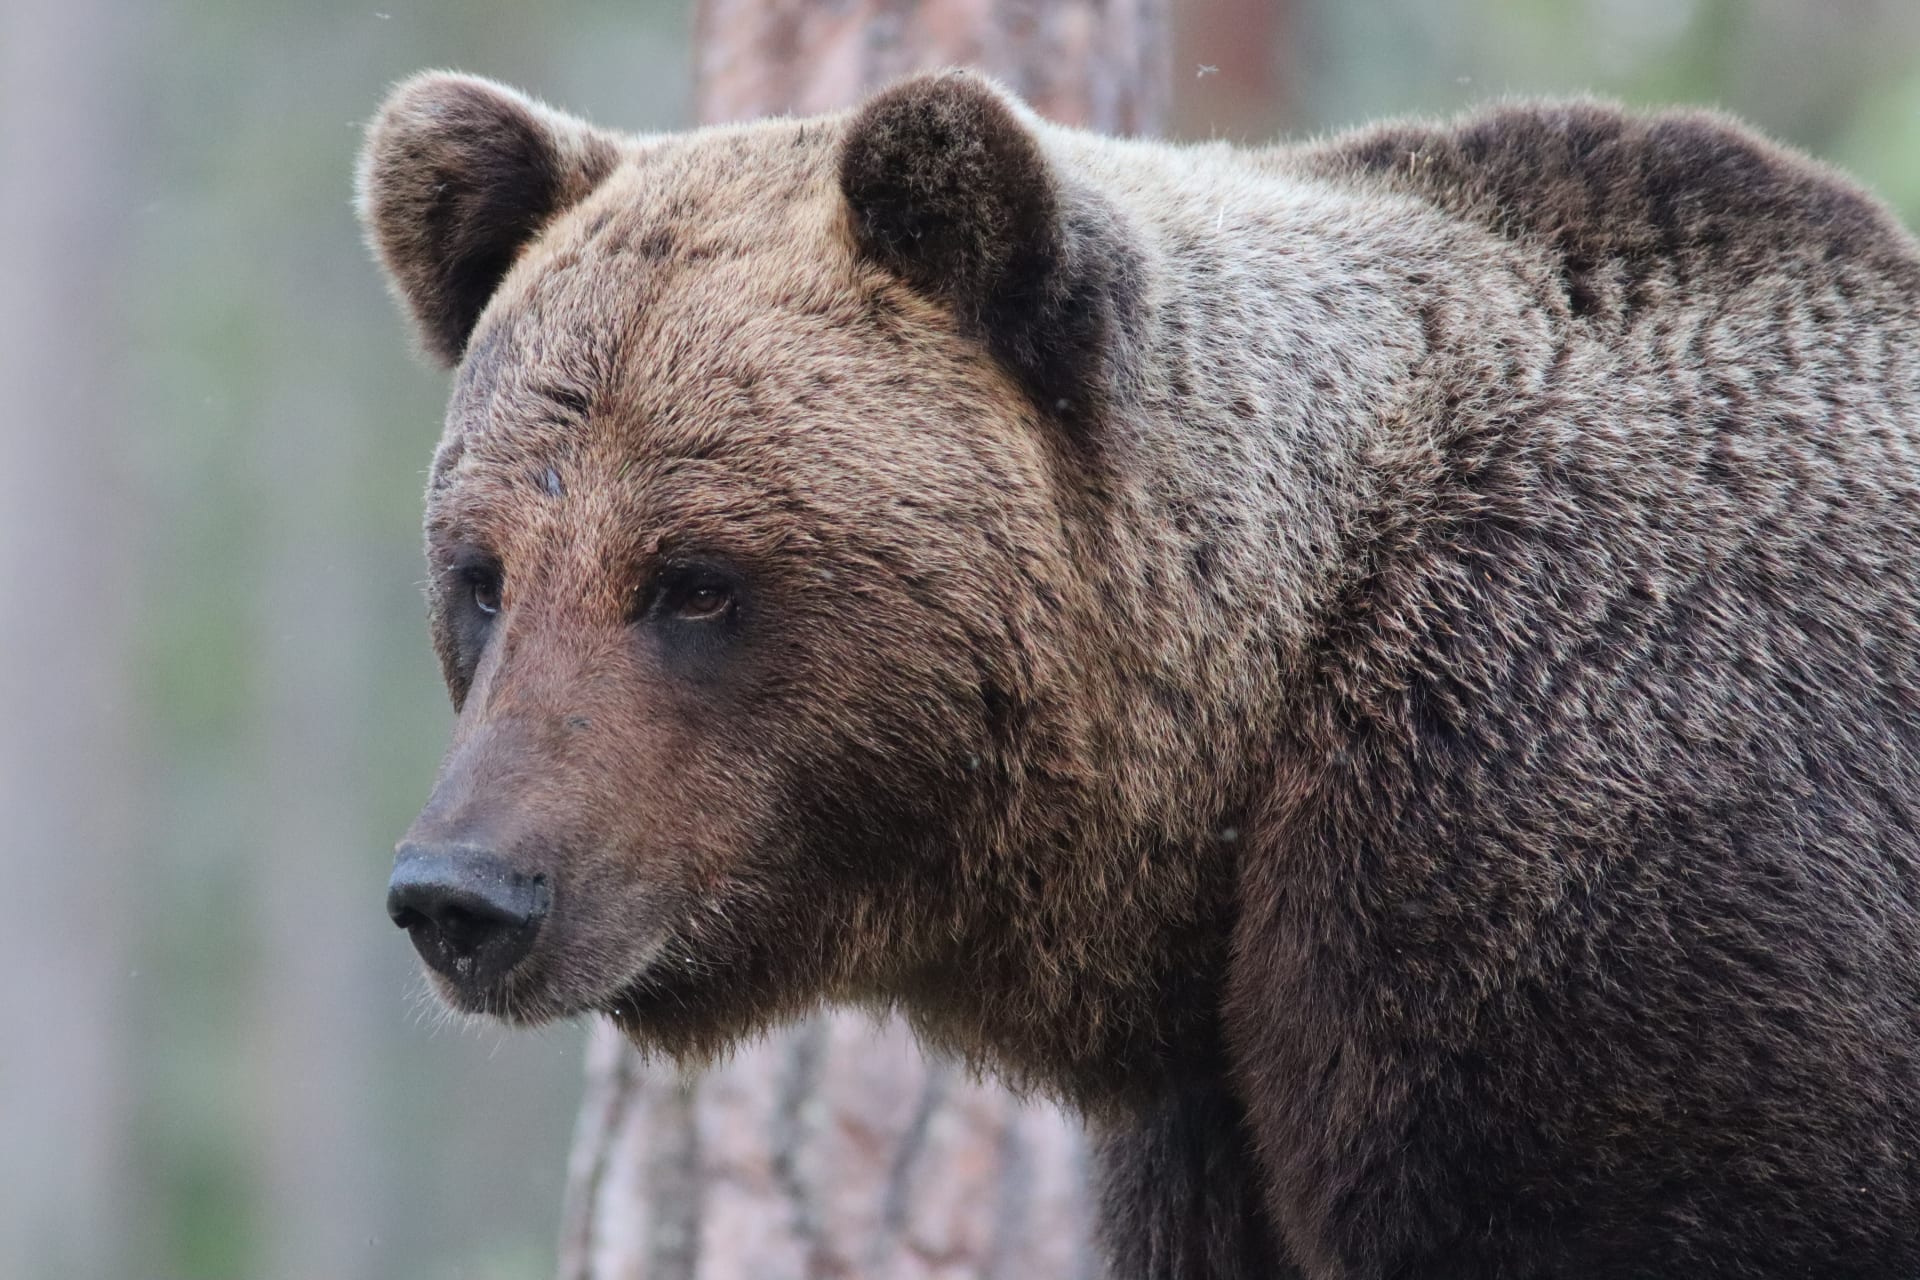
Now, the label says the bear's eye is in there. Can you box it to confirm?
[675,582,729,620]
[460,564,503,616]
[649,566,735,623]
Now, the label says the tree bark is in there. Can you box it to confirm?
[556,5,1170,1276]
[559,1017,1100,1280]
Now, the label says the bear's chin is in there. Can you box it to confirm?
[590,964,803,1065]
[419,971,567,1025]
[594,976,716,1054]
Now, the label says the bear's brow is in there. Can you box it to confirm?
[469,381,594,432]
[656,437,730,464]
[526,382,593,421]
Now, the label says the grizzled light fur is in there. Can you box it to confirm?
[360,68,1920,1279]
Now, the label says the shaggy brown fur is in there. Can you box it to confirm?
[360,69,1920,1278]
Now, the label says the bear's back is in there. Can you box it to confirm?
[1234,99,1920,1278]
[1300,101,1919,323]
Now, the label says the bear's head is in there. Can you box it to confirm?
[360,70,1230,1083]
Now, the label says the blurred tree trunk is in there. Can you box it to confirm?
[694,0,1169,134]
[1172,0,1294,139]
[556,5,1169,1277]
[0,2,140,1277]
[251,289,383,1280]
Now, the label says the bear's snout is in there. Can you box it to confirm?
[387,842,550,991]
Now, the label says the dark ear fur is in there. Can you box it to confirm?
[839,71,1139,423]
[357,72,619,365]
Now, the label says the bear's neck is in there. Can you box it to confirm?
[911,140,1548,1112]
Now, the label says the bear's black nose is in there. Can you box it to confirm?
[387,843,549,987]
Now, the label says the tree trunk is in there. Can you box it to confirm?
[694,0,1169,134]
[0,3,141,1277]
[557,6,1169,1276]
[559,1017,1101,1280]
[1172,0,1293,139]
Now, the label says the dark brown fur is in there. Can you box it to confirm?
[360,70,1920,1278]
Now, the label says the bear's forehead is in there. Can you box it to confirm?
[437,131,1004,435]
[513,123,852,326]
[423,117,1040,544]
[440,135,884,459]
[441,262,904,468]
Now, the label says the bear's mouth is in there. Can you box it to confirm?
[417,925,678,1027]
[421,960,574,1025]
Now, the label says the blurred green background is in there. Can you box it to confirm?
[1,1,1913,1278]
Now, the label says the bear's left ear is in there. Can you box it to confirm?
[839,71,1140,425]
[357,72,621,365]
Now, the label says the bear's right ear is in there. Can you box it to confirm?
[357,72,620,365]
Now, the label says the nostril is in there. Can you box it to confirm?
[435,898,516,949]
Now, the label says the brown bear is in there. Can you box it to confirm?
[359,69,1920,1278]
